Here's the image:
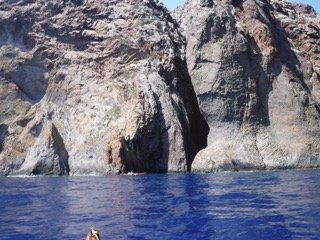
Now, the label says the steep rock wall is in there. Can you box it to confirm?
[175,0,320,172]
[1,0,319,175]
[0,0,208,176]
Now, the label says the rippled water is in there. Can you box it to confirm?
[0,170,319,240]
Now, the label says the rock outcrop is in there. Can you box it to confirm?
[0,0,208,176]
[0,0,319,176]
[175,0,320,172]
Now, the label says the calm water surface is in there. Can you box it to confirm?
[0,170,319,240]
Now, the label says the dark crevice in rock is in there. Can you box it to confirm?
[31,123,70,176]
[314,104,320,115]
[67,0,84,6]
[16,117,33,128]
[200,0,214,8]
[120,92,169,174]
[51,124,70,175]
[158,59,209,171]
[119,55,209,173]
[173,57,210,172]
[0,124,9,153]
[231,0,244,10]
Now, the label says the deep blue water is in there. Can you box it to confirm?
[0,170,320,240]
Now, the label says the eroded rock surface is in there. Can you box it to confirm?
[0,0,208,176]
[175,0,320,172]
[1,0,319,176]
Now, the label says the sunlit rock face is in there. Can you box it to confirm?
[175,0,320,172]
[0,0,208,176]
[1,0,319,176]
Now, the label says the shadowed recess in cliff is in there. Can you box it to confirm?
[66,0,84,6]
[155,53,209,172]
[0,18,35,51]
[50,124,70,175]
[172,57,209,171]
[26,123,70,176]
[120,92,169,174]
[0,124,9,153]
[7,64,49,102]
[109,0,209,174]
[200,0,214,7]
[231,0,244,10]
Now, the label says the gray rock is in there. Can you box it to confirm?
[1,0,319,176]
[175,0,320,172]
[0,0,208,175]
[16,121,69,176]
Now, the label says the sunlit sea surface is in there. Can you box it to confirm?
[0,170,319,240]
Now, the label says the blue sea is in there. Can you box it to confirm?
[0,170,319,240]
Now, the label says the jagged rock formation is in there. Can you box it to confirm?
[0,0,319,176]
[175,0,320,172]
[0,0,208,176]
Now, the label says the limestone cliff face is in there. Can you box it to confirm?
[175,0,320,172]
[0,0,208,176]
[0,0,319,176]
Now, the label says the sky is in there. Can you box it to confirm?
[291,0,320,12]
[160,0,320,12]
[159,0,185,10]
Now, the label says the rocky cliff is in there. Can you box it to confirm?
[0,0,209,176]
[175,0,320,172]
[0,0,319,176]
